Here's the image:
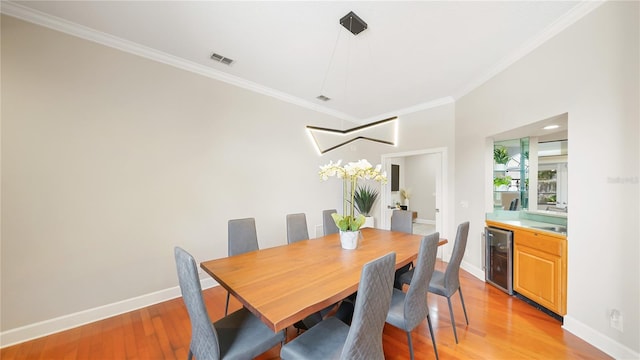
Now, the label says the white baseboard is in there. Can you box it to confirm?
[6,273,637,360]
[0,278,217,348]
[461,260,485,281]
[563,315,639,360]
[459,262,639,359]
[414,218,435,225]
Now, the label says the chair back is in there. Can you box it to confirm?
[444,222,470,293]
[228,218,259,256]
[286,213,309,243]
[174,247,220,360]
[509,198,519,211]
[390,210,413,234]
[322,209,339,235]
[403,233,439,330]
[341,252,396,360]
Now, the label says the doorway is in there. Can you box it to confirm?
[381,148,449,258]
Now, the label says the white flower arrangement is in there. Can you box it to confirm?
[319,159,387,231]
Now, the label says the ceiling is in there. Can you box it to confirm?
[3,1,599,124]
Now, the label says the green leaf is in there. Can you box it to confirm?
[351,214,366,230]
[353,185,379,216]
[331,213,349,231]
[493,176,512,186]
[493,145,510,164]
[331,213,366,231]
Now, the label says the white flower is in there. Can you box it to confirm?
[319,160,344,181]
[318,159,388,231]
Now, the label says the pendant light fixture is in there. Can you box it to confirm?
[307,11,398,155]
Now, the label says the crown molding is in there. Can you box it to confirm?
[453,1,606,100]
[0,1,359,123]
[359,96,455,125]
[1,1,605,123]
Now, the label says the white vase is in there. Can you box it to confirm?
[404,199,410,209]
[494,163,507,171]
[339,230,360,250]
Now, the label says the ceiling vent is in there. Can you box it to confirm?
[210,53,234,65]
[316,95,331,102]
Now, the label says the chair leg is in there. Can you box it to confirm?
[459,287,469,325]
[406,331,415,360]
[427,315,439,360]
[447,296,459,343]
[225,292,230,316]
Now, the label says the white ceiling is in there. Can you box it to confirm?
[3,1,600,123]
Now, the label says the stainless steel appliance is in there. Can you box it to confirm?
[485,227,513,295]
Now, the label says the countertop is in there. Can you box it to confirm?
[486,211,567,238]
[486,219,567,237]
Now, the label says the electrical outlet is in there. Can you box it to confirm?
[609,309,624,332]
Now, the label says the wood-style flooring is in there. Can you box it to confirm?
[1,260,611,359]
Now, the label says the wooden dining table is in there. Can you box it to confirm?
[200,227,447,332]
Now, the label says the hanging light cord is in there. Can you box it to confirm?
[319,28,342,96]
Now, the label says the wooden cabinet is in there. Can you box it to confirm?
[513,229,567,315]
[485,220,567,316]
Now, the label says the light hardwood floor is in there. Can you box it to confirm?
[1,260,611,359]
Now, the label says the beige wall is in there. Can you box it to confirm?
[405,154,439,221]
[6,3,636,356]
[0,14,350,331]
[353,103,455,240]
[0,14,456,340]
[455,1,638,356]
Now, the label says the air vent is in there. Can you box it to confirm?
[316,95,331,102]
[210,53,234,65]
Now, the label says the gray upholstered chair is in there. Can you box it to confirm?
[280,252,396,360]
[225,218,259,315]
[286,213,309,244]
[428,221,470,343]
[391,210,413,234]
[322,209,339,235]
[173,247,285,360]
[508,198,519,211]
[391,209,414,289]
[387,233,440,360]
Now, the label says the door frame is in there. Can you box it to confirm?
[380,147,449,259]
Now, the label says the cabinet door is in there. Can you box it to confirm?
[513,231,566,315]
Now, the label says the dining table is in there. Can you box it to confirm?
[200,227,447,332]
